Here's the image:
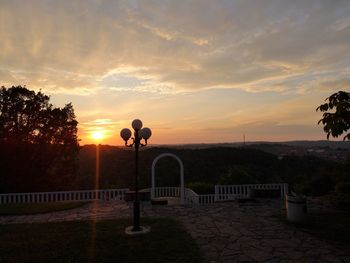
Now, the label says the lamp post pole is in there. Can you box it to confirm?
[120,119,152,233]
[133,127,140,231]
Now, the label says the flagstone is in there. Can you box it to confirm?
[0,199,349,263]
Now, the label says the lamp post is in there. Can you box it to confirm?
[120,119,152,234]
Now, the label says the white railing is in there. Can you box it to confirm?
[0,188,129,204]
[152,187,181,198]
[154,184,288,206]
[0,184,289,206]
[198,194,216,205]
[215,183,288,201]
[184,188,199,206]
[183,190,217,206]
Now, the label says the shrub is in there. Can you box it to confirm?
[292,173,335,196]
[335,182,350,194]
[218,165,256,185]
[186,182,214,194]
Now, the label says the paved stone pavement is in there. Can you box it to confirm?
[1,199,349,263]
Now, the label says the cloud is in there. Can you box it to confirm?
[1,0,349,95]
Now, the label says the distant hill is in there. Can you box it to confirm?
[154,140,350,150]
[151,140,350,163]
[281,140,350,149]
[75,144,347,196]
[2,142,347,194]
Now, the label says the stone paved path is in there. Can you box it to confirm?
[1,199,349,263]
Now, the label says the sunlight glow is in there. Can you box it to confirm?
[91,131,105,141]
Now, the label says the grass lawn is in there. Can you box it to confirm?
[0,202,88,215]
[0,218,205,263]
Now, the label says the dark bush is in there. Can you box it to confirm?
[186,182,214,194]
[218,165,256,185]
[293,172,335,196]
[335,182,350,194]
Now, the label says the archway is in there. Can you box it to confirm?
[151,153,185,205]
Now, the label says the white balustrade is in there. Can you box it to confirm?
[153,187,181,198]
[215,183,288,201]
[184,188,199,206]
[0,184,289,206]
[198,194,216,205]
[0,188,129,204]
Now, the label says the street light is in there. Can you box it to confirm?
[120,119,152,234]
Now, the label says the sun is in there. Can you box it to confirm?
[91,131,105,141]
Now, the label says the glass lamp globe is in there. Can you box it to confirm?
[140,127,152,140]
[132,119,143,130]
[120,128,132,141]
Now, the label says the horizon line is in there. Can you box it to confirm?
[82,139,347,147]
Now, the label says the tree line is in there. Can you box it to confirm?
[0,86,349,195]
[77,145,349,196]
[0,86,79,192]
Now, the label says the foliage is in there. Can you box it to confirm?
[0,86,78,145]
[317,91,350,140]
[293,172,335,196]
[186,182,214,194]
[0,86,79,192]
[76,146,282,190]
[0,218,204,263]
[281,155,338,196]
[218,165,256,185]
[1,126,346,196]
[76,145,344,197]
[335,182,350,194]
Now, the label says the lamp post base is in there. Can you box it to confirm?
[125,225,151,235]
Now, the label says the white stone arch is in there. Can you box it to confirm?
[151,153,185,205]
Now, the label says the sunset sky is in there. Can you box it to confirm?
[1,0,349,145]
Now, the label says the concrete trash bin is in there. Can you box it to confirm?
[286,195,307,223]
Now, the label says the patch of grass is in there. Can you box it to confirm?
[0,202,88,215]
[0,218,205,263]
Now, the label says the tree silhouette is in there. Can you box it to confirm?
[316,91,350,141]
[0,86,79,192]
